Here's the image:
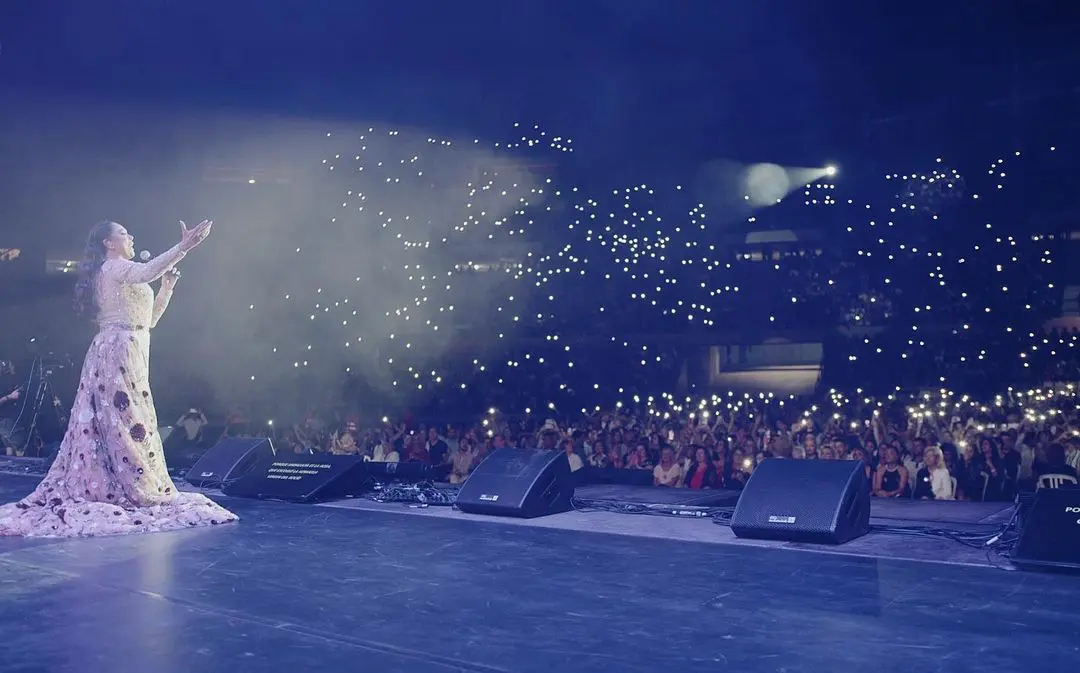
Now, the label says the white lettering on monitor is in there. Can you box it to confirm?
[768,515,796,524]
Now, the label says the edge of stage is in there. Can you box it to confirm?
[0,458,1023,569]
[2,467,1079,673]
[312,490,1018,569]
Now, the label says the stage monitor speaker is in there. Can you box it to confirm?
[184,436,274,489]
[222,454,368,503]
[455,448,574,518]
[730,458,870,545]
[1012,487,1080,573]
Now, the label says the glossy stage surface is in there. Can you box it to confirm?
[1,472,1079,673]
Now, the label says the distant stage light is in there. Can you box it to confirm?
[825,165,838,177]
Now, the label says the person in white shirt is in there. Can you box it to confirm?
[914,446,954,500]
[653,447,683,487]
[367,441,400,463]
[561,438,583,472]
[175,409,207,442]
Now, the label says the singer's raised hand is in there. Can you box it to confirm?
[179,219,213,252]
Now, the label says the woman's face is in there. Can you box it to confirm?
[105,222,135,260]
[924,451,939,468]
[695,448,707,463]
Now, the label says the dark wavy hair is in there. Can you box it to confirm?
[73,221,117,321]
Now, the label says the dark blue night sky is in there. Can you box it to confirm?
[3,0,1076,165]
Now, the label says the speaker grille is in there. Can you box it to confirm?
[731,459,870,544]
[456,448,574,518]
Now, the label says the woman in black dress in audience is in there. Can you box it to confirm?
[873,445,909,498]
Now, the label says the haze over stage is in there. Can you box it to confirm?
[1,472,1077,673]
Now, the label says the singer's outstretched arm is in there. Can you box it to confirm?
[106,244,187,285]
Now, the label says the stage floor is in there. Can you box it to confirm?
[1,472,1078,673]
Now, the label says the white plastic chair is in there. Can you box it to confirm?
[1036,473,1079,490]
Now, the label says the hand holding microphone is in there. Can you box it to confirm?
[141,249,182,289]
[160,266,181,290]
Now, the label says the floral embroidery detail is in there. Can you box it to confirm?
[119,366,126,374]
[142,391,149,398]
[130,424,147,442]
[106,493,114,500]
[49,497,61,506]
[113,390,130,412]
[97,384,105,392]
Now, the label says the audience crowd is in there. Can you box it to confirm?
[171,379,1080,501]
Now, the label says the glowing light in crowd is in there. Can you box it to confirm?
[242,124,1068,417]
